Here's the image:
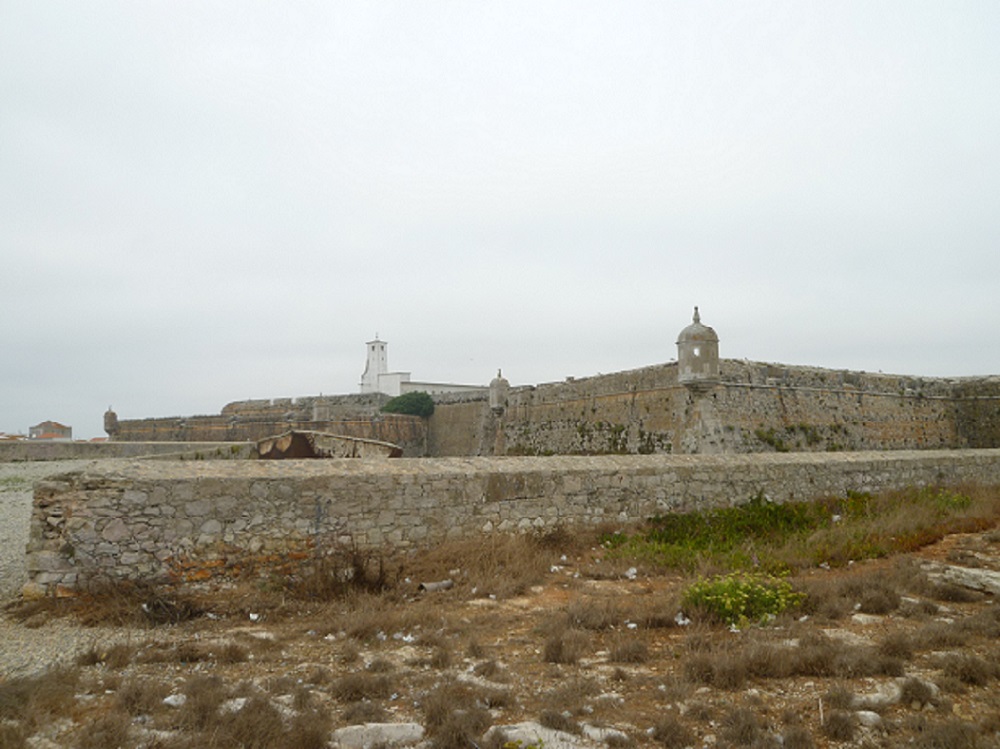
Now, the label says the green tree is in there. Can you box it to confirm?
[381,391,435,418]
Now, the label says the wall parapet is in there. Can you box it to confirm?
[25,449,1000,595]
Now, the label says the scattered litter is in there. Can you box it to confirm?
[163,694,187,708]
[249,612,261,622]
[624,567,638,580]
[674,611,691,626]
[418,579,454,592]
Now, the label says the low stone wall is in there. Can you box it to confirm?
[0,441,254,463]
[25,449,1000,595]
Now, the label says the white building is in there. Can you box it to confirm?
[359,338,487,397]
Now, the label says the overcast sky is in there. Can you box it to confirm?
[2,2,999,439]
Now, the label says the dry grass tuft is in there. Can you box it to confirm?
[342,699,388,723]
[78,578,205,626]
[900,677,937,708]
[608,635,649,664]
[824,683,855,710]
[76,642,135,669]
[939,653,1000,687]
[541,678,599,715]
[912,719,985,749]
[539,709,581,734]
[651,713,695,746]
[406,534,560,599]
[878,630,916,660]
[780,724,815,749]
[177,674,227,730]
[684,649,748,691]
[331,672,391,702]
[282,545,396,601]
[916,621,972,649]
[214,695,287,749]
[720,706,765,746]
[565,597,622,630]
[422,681,493,749]
[116,677,170,716]
[74,709,132,749]
[543,627,591,665]
[821,710,856,741]
[0,667,80,731]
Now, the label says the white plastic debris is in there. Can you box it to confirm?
[674,611,691,626]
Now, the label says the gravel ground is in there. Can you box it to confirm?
[0,459,95,599]
[0,460,118,677]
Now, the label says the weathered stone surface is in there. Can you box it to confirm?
[331,722,425,749]
[101,518,130,543]
[485,722,603,749]
[922,561,1000,594]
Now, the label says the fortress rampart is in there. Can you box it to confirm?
[483,360,1000,456]
[25,449,1000,595]
[109,360,1000,457]
[111,393,427,455]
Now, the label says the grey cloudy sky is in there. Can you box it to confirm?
[2,2,999,439]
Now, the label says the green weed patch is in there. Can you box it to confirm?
[603,485,998,572]
[682,572,804,627]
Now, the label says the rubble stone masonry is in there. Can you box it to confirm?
[25,449,1000,595]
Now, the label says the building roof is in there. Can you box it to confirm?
[677,306,719,344]
[31,420,71,430]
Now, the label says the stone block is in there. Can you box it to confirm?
[101,517,131,543]
[185,499,212,517]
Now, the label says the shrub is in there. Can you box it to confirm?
[331,673,391,701]
[539,709,580,734]
[681,572,804,627]
[343,700,388,723]
[422,682,492,749]
[75,710,132,749]
[382,391,435,418]
[215,695,286,749]
[720,706,764,746]
[781,725,815,749]
[821,710,856,741]
[940,653,999,686]
[913,720,982,749]
[608,636,649,664]
[651,714,694,746]
[0,667,80,730]
[543,628,590,665]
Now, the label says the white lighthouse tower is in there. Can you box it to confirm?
[359,337,389,394]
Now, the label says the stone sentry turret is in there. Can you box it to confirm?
[677,306,720,393]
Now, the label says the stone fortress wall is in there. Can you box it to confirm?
[26,449,1000,595]
[111,394,428,456]
[109,310,1000,458]
[478,360,1000,457]
[111,361,1000,457]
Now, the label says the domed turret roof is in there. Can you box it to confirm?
[677,307,718,343]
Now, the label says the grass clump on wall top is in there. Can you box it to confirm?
[381,391,435,418]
